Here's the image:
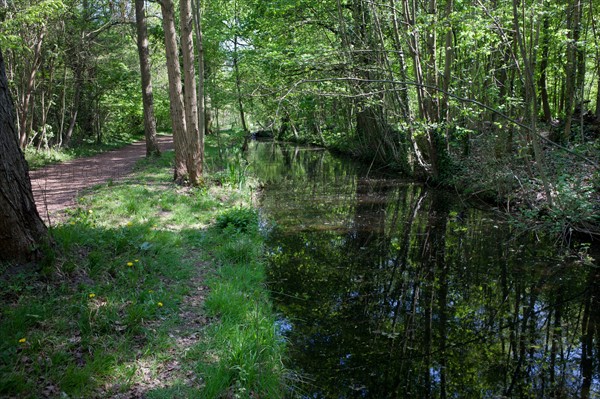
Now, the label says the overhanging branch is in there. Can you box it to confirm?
[281,77,599,169]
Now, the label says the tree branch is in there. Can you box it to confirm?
[281,77,599,169]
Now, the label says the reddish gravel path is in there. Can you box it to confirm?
[30,136,174,224]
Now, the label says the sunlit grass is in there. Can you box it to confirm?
[197,224,286,398]
[0,130,287,398]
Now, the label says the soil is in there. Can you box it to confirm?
[29,136,174,225]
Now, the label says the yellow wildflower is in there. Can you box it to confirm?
[157,302,163,307]
[126,222,133,227]
[89,293,96,298]
[18,338,26,343]
[127,262,133,267]
[134,259,139,263]
[88,210,93,214]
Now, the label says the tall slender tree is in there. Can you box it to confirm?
[135,0,161,157]
[159,0,188,182]
[180,0,203,185]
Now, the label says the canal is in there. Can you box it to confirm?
[247,140,599,398]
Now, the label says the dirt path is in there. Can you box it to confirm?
[30,136,174,225]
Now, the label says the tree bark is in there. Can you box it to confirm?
[180,0,203,185]
[538,8,552,124]
[233,0,248,133]
[596,67,600,119]
[64,34,85,149]
[0,48,49,263]
[18,28,45,149]
[441,0,454,123]
[233,36,248,134]
[159,0,188,182]
[563,0,582,141]
[192,0,206,171]
[135,0,161,157]
[512,0,554,207]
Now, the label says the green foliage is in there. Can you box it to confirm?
[0,0,66,50]
[197,227,286,399]
[215,207,259,233]
[0,135,286,397]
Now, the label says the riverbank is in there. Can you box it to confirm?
[274,128,600,241]
[0,133,287,398]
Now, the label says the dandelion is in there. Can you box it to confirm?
[126,221,133,227]
[18,338,26,343]
[157,302,163,307]
[88,210,93,214]
[89,293,96,298]
[134,259,139,263]
[127,262,133,267]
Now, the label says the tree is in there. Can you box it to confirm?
[159,0,188,182]
[0,47,49,263]
[158,0,204,185]
[135,0,161,157]
[180,0,203,185]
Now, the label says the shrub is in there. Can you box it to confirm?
[215,207,259,233]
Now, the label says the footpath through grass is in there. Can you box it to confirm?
[0,133,287,398]
[24,132,166,170]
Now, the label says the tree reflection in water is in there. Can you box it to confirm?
[248,140,600,399]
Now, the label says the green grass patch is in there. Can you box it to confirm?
[1,135,287,398]
[196,224,286,398]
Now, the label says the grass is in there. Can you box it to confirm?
[197,221,286,398]
[0,131,287,398]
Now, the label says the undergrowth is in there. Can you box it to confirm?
[0,131,287,398]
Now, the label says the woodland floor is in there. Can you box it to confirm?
[26,136,214,397]
[29,135,174,226]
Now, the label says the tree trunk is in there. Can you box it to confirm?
[233,36,248,133]
[512,0,554,208]
[0,48,49,263]
[135,0,161,157]
[388,0,411,118]
[64,43,84,148]
[192,0,206,168]
[159,0,188,182]
[424,0,439,122]
[538,8,552,124]
[563,0,582,141]
[596,67,600,119]
[441,0,454,123]
[18,29,45,149]
[180,0,203,185]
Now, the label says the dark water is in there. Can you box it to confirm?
[248,140,600,399]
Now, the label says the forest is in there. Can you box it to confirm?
[2,0,599,233]
[1,0,600,397]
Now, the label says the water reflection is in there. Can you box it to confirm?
[248,141,600,399]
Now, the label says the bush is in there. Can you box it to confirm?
[215,207,259,233]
